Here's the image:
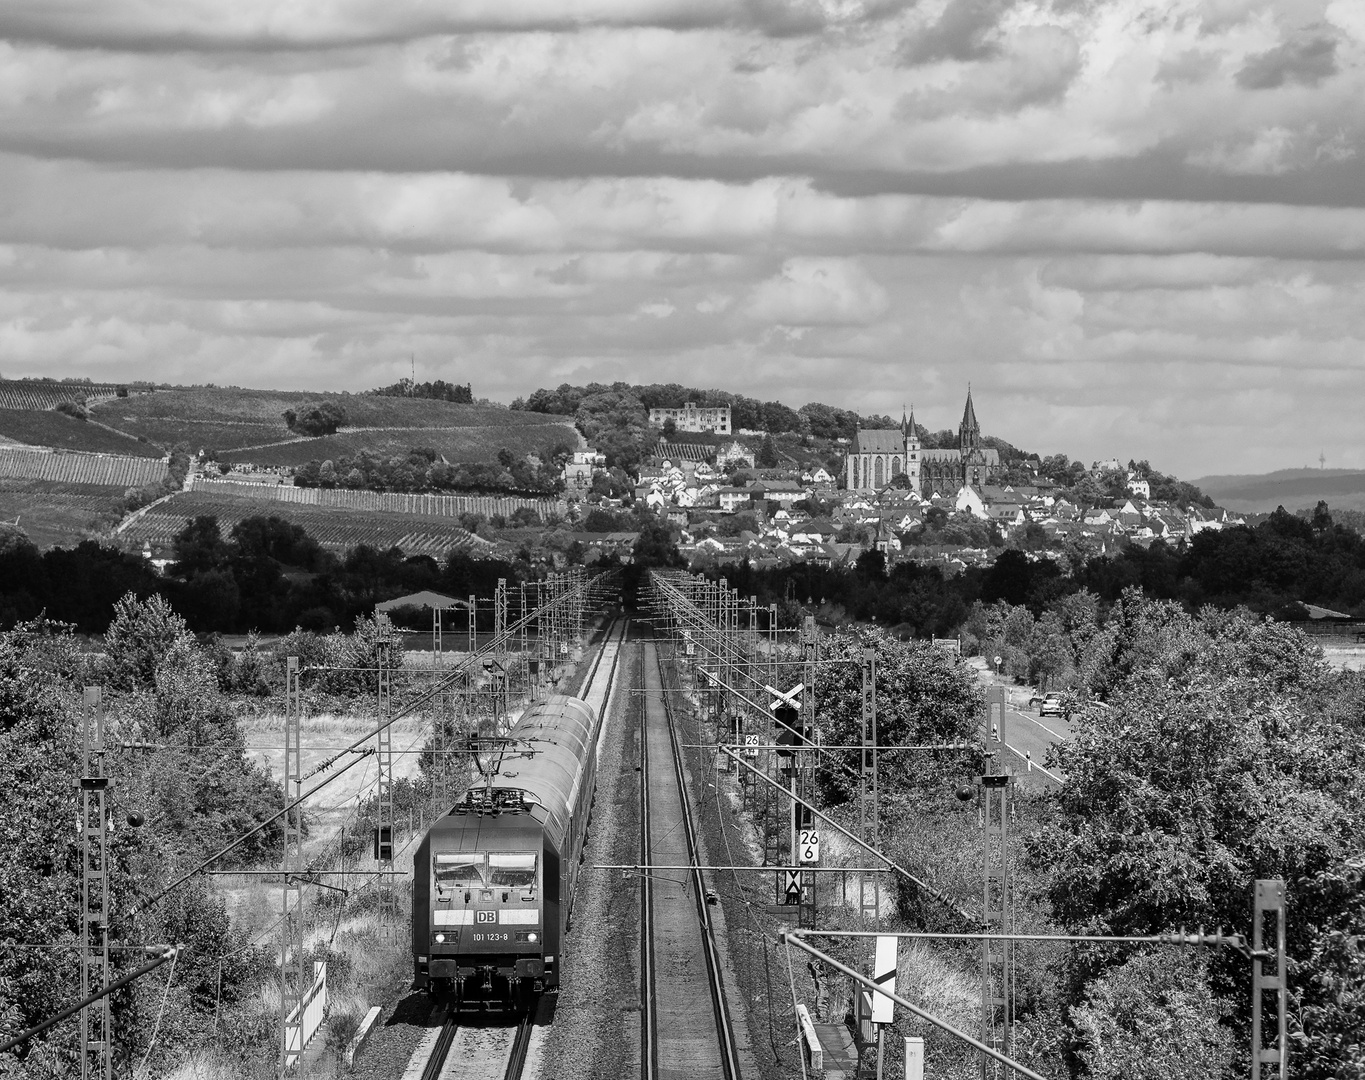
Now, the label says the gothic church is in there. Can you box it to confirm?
[843,389,1000,495]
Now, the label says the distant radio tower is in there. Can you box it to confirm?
[1320,451,1326,469]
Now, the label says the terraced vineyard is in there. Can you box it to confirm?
[191,478,557,519]
[0,447,168,486]
[121,490,495,560]
[0,381,130,410]
[0,409,163,457]
[0,479,137,549]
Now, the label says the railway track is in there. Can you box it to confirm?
[640,636,744,1080]
[400,614,626,1080]
[410,1008,535,1080]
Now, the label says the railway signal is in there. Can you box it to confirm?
[768,683,807,758]
[783,870,803,904]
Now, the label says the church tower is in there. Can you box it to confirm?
[958,386,980,457]
[903,405,921,496]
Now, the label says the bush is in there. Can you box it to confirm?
[282,400,348,436]
[55,399,88,420]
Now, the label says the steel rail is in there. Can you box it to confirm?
[419,1014,459,1080]
[638,637,658,1080]
[503,1010,534,1080]
[655,638,744,1080]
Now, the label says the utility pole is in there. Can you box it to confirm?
[860,648,880,925]
[80,687,111,1080]
[800,616,818,928]
[376,643,396,934]
[280,659,304,1075]
[520,582,528,698]
[1252,880,1288,1079]
[980,684,1011,1077]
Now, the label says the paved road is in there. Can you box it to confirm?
[967,659,1072,787]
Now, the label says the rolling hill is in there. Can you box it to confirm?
[1193,468,1365,515]
[0,381,580,551]
[89,387,579,458]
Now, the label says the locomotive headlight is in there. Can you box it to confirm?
[527,932,537,943]
[434,933,446,943]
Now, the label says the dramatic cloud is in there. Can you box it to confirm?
[0,0,1362,475]
[1236,29,1339,89]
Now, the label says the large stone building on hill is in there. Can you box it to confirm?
[844,389,1000,495]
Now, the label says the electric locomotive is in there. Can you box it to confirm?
[412,694,601,1004]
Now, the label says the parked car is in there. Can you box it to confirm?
[1038,692,1064,717]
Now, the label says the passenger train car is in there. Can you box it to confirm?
[412,694,603,1003]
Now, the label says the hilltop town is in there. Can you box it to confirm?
[0,377,1245,577]
[550,389,1241,574]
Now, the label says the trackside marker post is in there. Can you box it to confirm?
[873,934,897,1080]
[905,1037,925,1080]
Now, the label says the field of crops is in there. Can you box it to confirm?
[217,423,579,467]
[121,491,495,560]
[0,409,163,457]
[0,480,130,549]
[0,381,129,411]
[0,447,168,487]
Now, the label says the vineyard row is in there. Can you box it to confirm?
[190,478,561,519]
[0,385,132,411]
[124,499,488,560]
[0,448,169,488]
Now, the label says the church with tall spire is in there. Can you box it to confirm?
[843,387,1000,494]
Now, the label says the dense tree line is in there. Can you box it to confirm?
[292,441,573,496]
[713,504,1365,635]
[0,516,528,635]
[368,378,473,403]
[0,600,284,1076]
[1023,595,1365,1078]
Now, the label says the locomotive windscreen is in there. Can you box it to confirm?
[488,853,538,891]
[434,852,539,894]
[435,853,486,892]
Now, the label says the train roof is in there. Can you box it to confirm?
[465,694,599,841]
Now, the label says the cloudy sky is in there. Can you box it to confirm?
[0,0,1361,478]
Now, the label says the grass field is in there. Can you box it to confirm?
[91,386,576,431]
[0,408,162,456]
[121,490,494,559]
[89,388,580,465]
[92,415,291,454]
[0,481,129,548]
[217,423,579,466]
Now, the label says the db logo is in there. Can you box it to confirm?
[475,911,497,924]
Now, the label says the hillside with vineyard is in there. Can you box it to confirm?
[90,386,579,459]
[0,408,162,457]
[120,487,500,562]
[0,379,584,551]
